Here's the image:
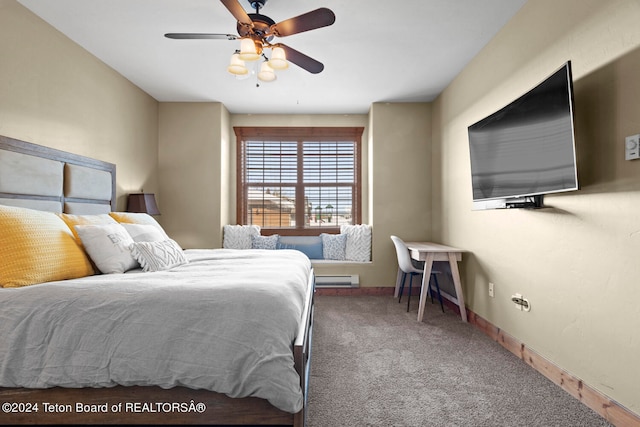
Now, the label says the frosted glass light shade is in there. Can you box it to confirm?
[268,47,289,70]
[257,61,276,82]
[238,38,261,61]
[227,53,248,75]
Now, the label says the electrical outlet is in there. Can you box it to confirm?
[488,282,495,298]
[511,293,531,312]
[626,134,640,160]
[511,293,523,311]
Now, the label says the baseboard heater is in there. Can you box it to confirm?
[315,274,359,288]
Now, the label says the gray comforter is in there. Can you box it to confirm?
[0,249,312,413]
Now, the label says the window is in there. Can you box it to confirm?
[235,127,363,235]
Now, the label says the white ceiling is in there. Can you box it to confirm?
[18,0,527,115]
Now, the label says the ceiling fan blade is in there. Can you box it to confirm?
[279,44,324,74]
[165,33,237,40]
[220,0,253,27]
[271,8,335,37]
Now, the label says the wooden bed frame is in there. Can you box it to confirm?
[0,135,315,426]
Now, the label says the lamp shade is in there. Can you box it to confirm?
[257,61,276,82]
[268,47,289,70]
[227,53,248,75]
[238,38,261,61]
[126,193,160,215]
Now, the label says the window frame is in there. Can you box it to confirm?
[235,126,364,236]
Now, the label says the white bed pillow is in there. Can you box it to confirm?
[121,223,166,242]
[74,223,139,274]
[129,239,188,272]
[340,224,372,262]
[223,224,261,249]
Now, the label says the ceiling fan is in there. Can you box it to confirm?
[165,0,336,76]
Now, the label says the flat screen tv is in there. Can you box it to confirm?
[467,61,578,206]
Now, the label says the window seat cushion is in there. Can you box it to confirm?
[276,236,323,260]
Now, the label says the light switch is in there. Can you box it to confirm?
[625,134,640,160]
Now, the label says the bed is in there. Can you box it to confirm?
[0,135,315,426]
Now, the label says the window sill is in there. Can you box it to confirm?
[260,228,341,236]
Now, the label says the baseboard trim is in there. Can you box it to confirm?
[465,309,640,427]
[315,287,394,296]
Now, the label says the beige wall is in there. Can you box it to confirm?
[368,103,432,285]
[432,0,640,413]
[0,0,159,210]
[158,102,230,249]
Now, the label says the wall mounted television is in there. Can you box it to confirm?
[467,61,578,209]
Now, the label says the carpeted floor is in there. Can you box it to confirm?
[306,295,612,427]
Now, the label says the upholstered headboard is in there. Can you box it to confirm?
[0,135,116,214]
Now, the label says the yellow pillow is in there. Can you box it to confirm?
[0,205,95,288]
[109,212,168,238]
[57,213,117,246]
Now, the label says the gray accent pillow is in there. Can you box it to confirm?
[320,233,347,260]
[251,234,279,250]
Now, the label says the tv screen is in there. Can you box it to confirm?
[467,61,578,202]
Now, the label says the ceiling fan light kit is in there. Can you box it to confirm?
[165,0,335,84]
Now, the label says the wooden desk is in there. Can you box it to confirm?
[403,242,467,323]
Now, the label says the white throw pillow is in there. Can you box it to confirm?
[121,223,167,243]
[74,223,139,274]
[340,224,372,262]
[129,239,188,272]
[223,224,261,249]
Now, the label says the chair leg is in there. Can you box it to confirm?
[432,274,445,313]
[398,272,407,303]
[407,273,413,312]
[427,281,434,304]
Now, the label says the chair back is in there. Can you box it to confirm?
[390,235,421,274]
